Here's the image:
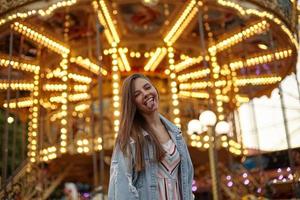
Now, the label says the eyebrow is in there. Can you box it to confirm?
[134,83,150,94]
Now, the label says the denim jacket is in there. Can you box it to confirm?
[108,114,194,200]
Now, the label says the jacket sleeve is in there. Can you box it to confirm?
[108,145,139,200]
[181,131,195,199]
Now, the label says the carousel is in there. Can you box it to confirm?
[0,0,299,199]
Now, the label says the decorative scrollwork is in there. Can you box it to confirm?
[251,0,293,27]
[0,0,35,14]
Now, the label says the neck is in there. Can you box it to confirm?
[142,111,161,128]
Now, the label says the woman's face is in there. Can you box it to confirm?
[133,78,159,114]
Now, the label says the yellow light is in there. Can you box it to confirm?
[164,0,198,45]
[191,134,197,140]
[75,103,90,112]
[204,135,209,142]
[69,93,91,101]
[258,43,268,50]
[0,56,40,73]
[0,1,77,27]
[12,22,70,55]
[77,140,83,146]
[118,48,131,71]
[171,87,178,93]
[222,142,228,148]
[7,116,14,124]
[43,84,67,91]
[236,95,250,103]
[177,68,210,82]
[73,85,89,92]
[229,48,292,70]
[236,75,282,86]
[217,107,223,112]
[218,115,225,120]
[209,20,269,52]
[60,141,67,146]
[170,73,176,79]
[144,47,167,71]
[60,148,67,153]
[3,97,33,108]
[196,142,202,148]
[179,91,209,99]
[191,141,197,147]
[83,139,89,145]
[179,81,211,90]
[77,147,83,153]
[221,135,227,141]
[0,81,34,91]
[97,145,103,150]
[174,56,203,73]
[70,56,107,75]
[173,108,180,115]
[68,73,92,84]
[83,147,89,153]
[217,0,298,48]
[98,0,120,43]
[174,117,180,124]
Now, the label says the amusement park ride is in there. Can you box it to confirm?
[0,0,299,199]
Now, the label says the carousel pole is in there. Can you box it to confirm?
[21,121,26,162]
[198,7,221,200]
[2,29,14,187]
[249,101,264,176]
[96,19,104,200]
[87,12,99,188]
[197,7,211,109]
[91,93,99,187]
[36,44,42,200]
[12,33,24,176]
[224,25,241,178]
[19,35,25,164]
[240,23,266,195]
[11,84,19,173]
[278,84,300,197]
[294,62,300,103]
[268,30,300,198]
[295,9,300,103]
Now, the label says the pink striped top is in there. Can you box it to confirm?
[157,139,181,200]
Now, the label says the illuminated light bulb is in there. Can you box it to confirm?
[7,116,14,124]
[77,147,83,153]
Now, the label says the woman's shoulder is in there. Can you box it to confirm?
[112,140,136,162]
[159,114,181,133]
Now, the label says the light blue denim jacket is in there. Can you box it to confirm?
[108,114,194,200]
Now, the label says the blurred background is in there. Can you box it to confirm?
[0,0,300,199]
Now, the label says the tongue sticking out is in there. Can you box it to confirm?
[146,99,155,110]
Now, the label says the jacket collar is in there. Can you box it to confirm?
[159,114,181,135]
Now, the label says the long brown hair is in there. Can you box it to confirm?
[116,73,165,172]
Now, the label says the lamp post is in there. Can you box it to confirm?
[187,119,203,135]
[199,110,219,200]
[215,121,230,136]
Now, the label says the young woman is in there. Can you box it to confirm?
[108,73,194,200]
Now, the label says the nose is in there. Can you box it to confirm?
[142,89,151,98]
